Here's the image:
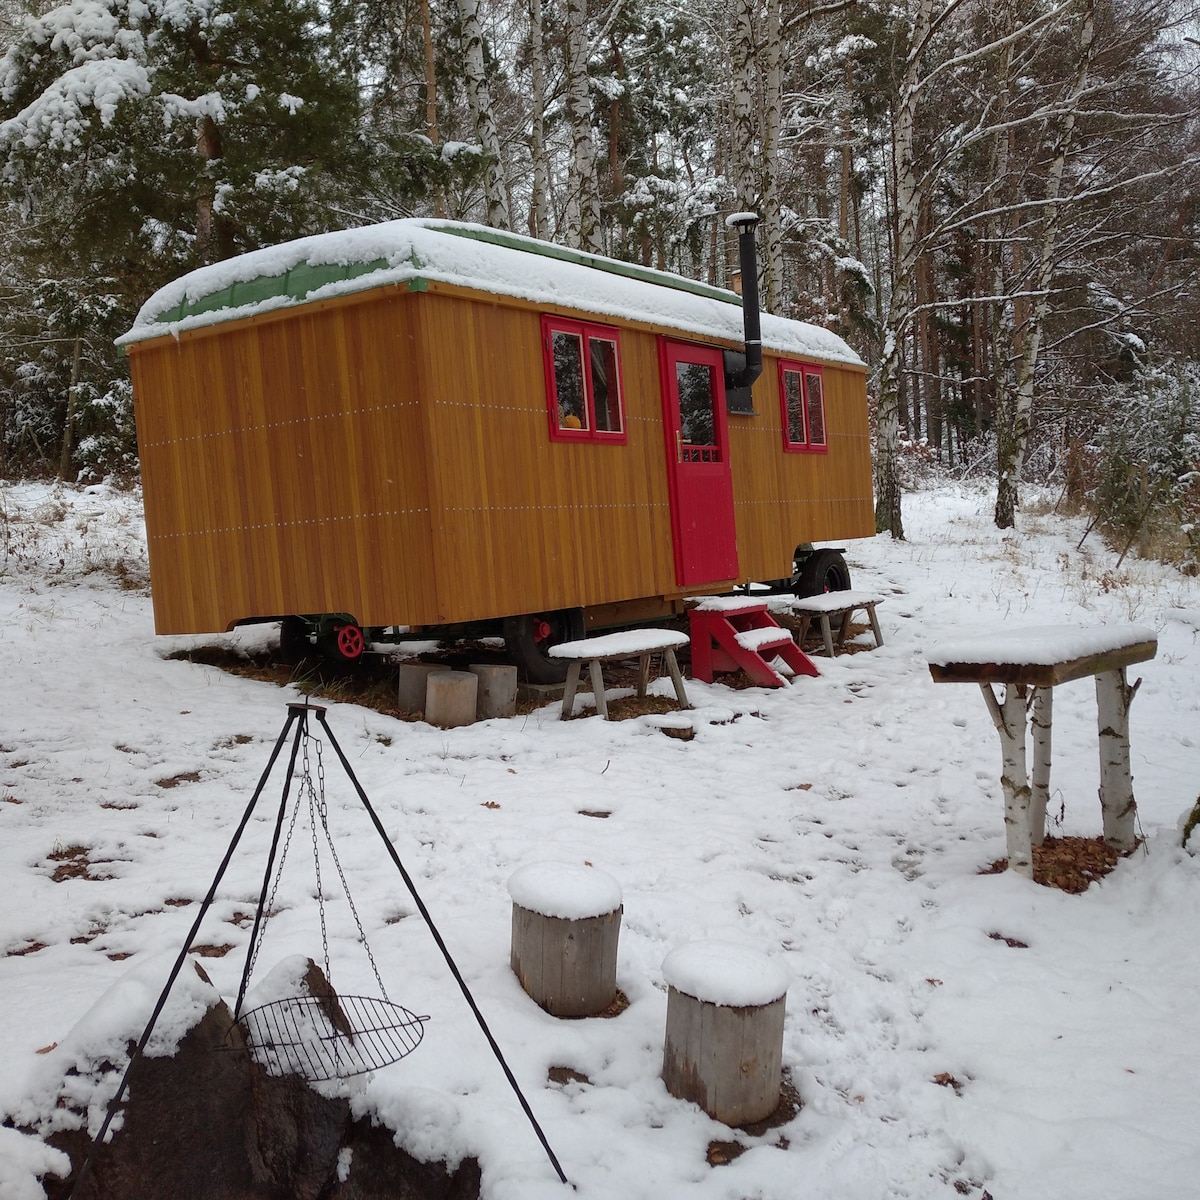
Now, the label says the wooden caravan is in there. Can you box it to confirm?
[121,219,873,680]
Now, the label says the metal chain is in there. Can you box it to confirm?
[244,758,303,989]
[302,731,333,988]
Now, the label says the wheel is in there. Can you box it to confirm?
[794,549,851,597]
[320,619,366,665]
[278,616,314,663]
[502,608,585,684]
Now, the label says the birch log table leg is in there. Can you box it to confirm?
[1030,686,1053,847]
[979,682,1035,879]
[1096,667,1139,851]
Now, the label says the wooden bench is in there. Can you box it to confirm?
[787,590,885,658]
[549,629,691,720]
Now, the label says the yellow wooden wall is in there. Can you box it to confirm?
[729,353,875,580]
[131,289,437,634]
[131,279,874,636]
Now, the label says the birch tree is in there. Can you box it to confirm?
[565,0,603,251]
[458,0,512,229]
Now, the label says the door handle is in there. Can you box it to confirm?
[676,429,682,463]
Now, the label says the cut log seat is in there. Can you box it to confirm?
[550,629,691,720]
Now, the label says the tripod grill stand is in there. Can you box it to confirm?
[67,701,568,1198]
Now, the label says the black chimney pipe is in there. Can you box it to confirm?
[723,212,762,413]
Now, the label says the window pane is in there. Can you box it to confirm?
[589,338,621,432]
[552,331,588,430]
[805,373,825,445]
[784,370,806,444]
[676,361,716,447]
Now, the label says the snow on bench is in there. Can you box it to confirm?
[786,590,885,657]
[549,630,690,720]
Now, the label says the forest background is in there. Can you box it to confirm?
[0,0,1198,550]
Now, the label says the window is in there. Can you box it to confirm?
[779,361,827,453]
[543,316,625,443]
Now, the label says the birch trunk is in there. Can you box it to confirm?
[994,0,1095,528]
[458,0,511,230]
[730,0,759,215]
[565,0,602,252]
[874,0,933,540]
[760,0,784,311]
[980,682,1034,878]
[1096,668,1138,852]
[1029,686,1052,846]
[528,0,550,239]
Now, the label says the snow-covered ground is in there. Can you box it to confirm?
[2,479,1199,1200]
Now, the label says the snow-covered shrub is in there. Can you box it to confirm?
[1092,361,1200,569]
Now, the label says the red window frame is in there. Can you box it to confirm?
[542,316,627,444]
[779,360,828,454]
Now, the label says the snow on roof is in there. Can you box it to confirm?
[117,219,864,367]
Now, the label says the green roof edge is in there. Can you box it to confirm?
[427,222,742,309]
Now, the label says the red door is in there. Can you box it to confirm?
[659,340,739,586]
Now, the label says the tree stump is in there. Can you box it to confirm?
[661,941,788,1126]
[508,863,622,1018]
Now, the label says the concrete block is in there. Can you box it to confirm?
[397,662,450,713]
[424,669,478,728]
[469,663,518,719]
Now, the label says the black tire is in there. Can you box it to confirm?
[794,549,851,597]
[503,608,586,684]
[278,616,314,663]
[319,619,367,666]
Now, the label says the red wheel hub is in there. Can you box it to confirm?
[532,618,552,643]
[335,623,365,659]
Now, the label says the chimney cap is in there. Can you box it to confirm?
[726,211,760,232]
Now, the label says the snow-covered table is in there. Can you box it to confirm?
[927,625,1157,878]
[550,629,691,720]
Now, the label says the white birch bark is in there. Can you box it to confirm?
[760,0,784,311]
[528,0,551,239]
[730,0,759,215]
[873,0,932,540]
[980,682,1034,878]
[994,0,1095,528]
[565,0,602,253]
[458,0,511,230]
[1029,685,1052,847]
[1096,668,1138,852]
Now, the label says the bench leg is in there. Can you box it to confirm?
[589,658,609,720]
[979,682,1034,879]
[561,661,582,719]
[866,602,884,647]
[819,615,836,658]
[637,653,652,699]
[664,648,690,710]
[837,608,853,647]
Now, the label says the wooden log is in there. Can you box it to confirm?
[1096,667,1139,852]
[979,682,1034,878]
[1030,685,1053,847]
[508,863,622,1018]
[661,942,788,1126]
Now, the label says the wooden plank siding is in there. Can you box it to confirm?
[129,275,873,637]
